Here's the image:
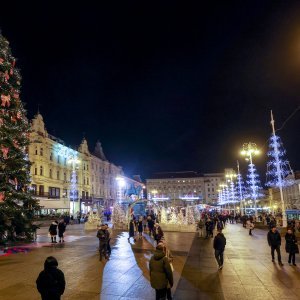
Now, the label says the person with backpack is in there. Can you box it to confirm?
[36,256,65,300]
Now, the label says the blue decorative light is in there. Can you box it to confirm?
[246,162,263,200]
[266,134,294,188]
[236,172,245,202]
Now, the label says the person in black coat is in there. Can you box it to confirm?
[267,225,283,266]
[36,256,65,300]
[49,221,58,243]
[213,229,226,270]
[128,219,136,242]
[137,218,143,239]
[285,228,298,266]
[58,220,66,243]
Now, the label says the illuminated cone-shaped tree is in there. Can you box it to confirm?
[112,202,126,228]
[0,34,39,242]
[266,111,294,227]
[186,206,195,224]
[193,206,200,222]
[236,171,246,215]
[169,210,177,224]
[266,134,294,187]
[160,207,168,224]
[246,162,263,216]
[177,209,185,225]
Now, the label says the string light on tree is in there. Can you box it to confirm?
[241,142,263,217]
[236,161,246,216]
[266,111,294,227]
[0,33,39,241]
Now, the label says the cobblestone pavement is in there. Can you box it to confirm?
[1,223,300,299]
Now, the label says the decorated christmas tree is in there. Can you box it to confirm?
[177,208,185,225]
[160,207,168,224]
[186,206,195,224]
[112,202,126,228]
[0,33,39,242]
[169,210,177,224]
[193,206,200,222]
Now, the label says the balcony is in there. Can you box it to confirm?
[31,191,61,199]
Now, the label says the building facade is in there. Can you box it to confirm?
[28,113,124,215]
[146,171,224,205]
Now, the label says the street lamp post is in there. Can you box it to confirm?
[241,142,261,218]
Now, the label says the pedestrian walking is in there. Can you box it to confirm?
[138,218,143,239]
[105,224,112,256]
[197,218,204,237]
[36,256,65,300]
[128,219,136,242]
[49,221,58,243]
[213,229,226,270]
[157,239,174,300]
[153,222,164,244]
[149,243,174,300]
[246,219,254,235]
[267,225,283,266]
[58,220,66,243]
[148,216,155,237]
[142,216,147,232]
[97,224,110,261]
[285,228,299,266]
[205,218,213,239]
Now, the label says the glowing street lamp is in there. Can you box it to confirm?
[241,142,262,217]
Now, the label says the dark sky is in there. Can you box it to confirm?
[1,1,299,179]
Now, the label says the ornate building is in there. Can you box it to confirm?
[146,171,224,205]
[28,113,124,215]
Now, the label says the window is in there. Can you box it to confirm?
[49,169,52,178]
[84,164,86,171]
[208,188,210,192]
[57,171,60,180]
[64,158,67,166]
[49,187,60,198]
[92,163,94,170]
[40,147,43,156]
[87,178,89,185]
[83,177,86,185]
[40,166,43,176]
[34,167,37,175]
[57,156,60,164]
[50,152,53,161]
[87,164,89,171]
[63,189,68,198]
[64,172,67,181]
[35,146,38,155]
[212,188,214,192]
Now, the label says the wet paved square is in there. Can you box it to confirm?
[1,223,300,299]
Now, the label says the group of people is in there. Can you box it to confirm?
[48,220,66,243]
[128,215,164,245]
[198,212,299,270]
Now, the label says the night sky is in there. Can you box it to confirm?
[1,1,299,180]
